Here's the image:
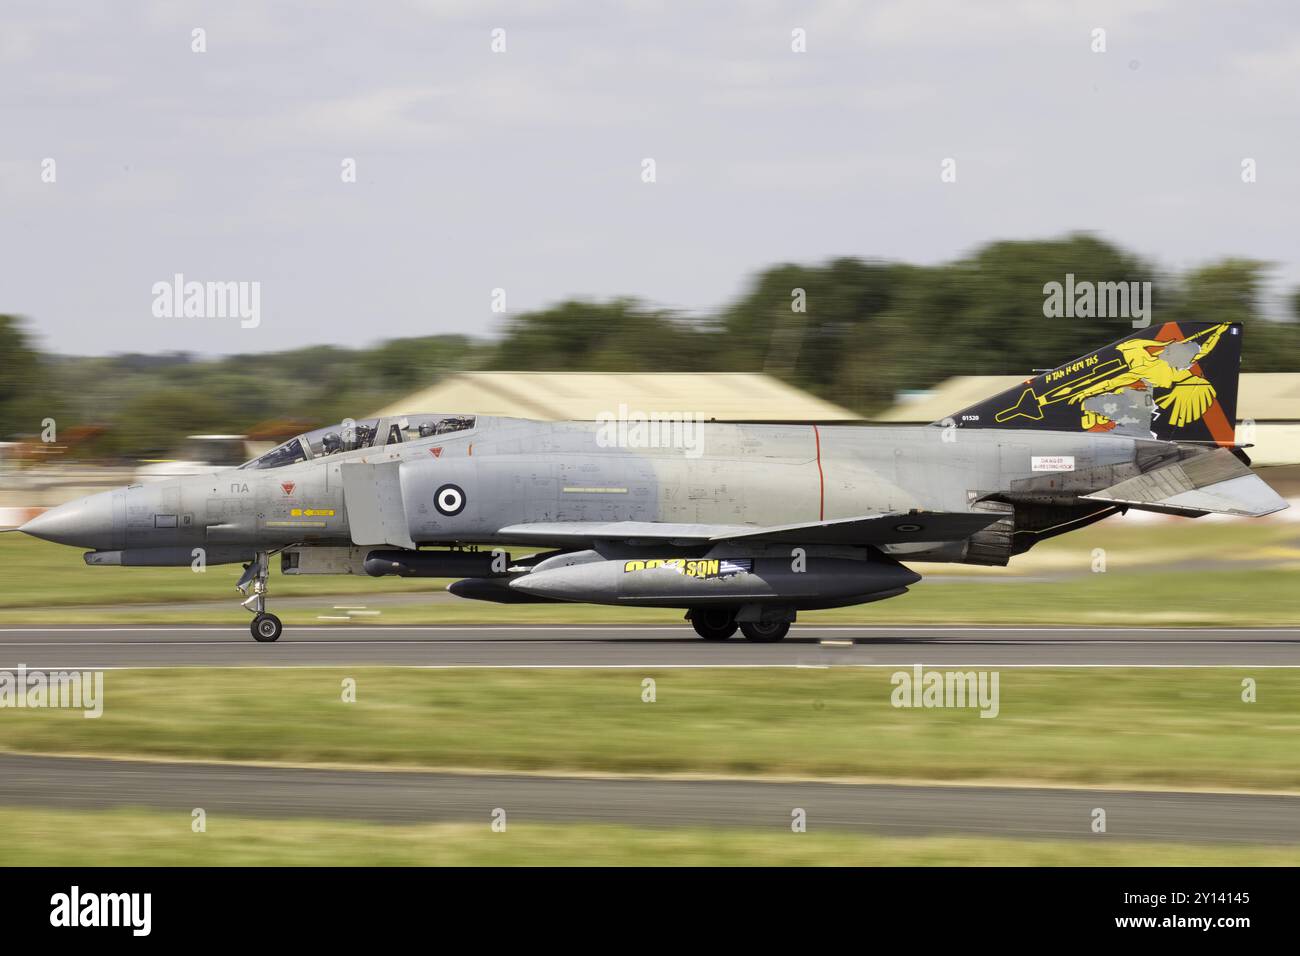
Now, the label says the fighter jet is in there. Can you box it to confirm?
[15,321,1286,642]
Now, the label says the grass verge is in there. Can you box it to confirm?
[2,807,1295,865]
[4,668,1297,791]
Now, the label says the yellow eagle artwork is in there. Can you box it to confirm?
[1066,322,1230,430]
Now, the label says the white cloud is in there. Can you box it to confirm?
[1230,35,1300,94]
[293,87,458,144]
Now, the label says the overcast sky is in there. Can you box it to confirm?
[2,0,1298,356]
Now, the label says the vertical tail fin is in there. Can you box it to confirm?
[946,322,1242,446]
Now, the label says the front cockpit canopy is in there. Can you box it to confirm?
[240,414,475,470]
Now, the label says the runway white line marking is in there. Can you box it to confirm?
[5,664,1300,671]
[0,640,1295,647]
[2,626,1298,634]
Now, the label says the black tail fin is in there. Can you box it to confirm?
[947,322,1242,446]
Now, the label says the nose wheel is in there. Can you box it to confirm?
[251,612,283,642]
[237,551,283,642]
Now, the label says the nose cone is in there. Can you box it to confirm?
[19,491,119,550]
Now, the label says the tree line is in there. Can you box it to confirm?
[2,234,1298,459]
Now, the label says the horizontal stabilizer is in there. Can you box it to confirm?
[496,512,1002,547]
[1082,448,1287,517]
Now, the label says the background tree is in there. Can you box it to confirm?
[0,315,45,439]
[6,236,1299,455]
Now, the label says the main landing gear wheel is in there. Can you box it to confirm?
[690,608,738,641]
[251,613,283,643]
[740,620,790,643]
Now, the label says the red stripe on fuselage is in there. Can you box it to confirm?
[813,424,825,521]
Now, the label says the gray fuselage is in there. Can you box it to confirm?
[51,415,1150,563]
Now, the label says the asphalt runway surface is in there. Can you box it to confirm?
[1,625,1298,668]
[1,753,1295,844]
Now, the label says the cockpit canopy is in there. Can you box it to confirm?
[240,414,475,470]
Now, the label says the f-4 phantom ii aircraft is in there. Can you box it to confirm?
[15,321,1287,642]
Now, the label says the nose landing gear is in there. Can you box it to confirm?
[251,613,283,642]
[237,551,282,642]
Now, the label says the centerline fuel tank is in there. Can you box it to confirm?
[507,555,920,609]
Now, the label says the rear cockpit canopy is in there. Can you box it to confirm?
[240,414,475,470]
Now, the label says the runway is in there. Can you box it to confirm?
[1,625,1298,668]
[1,752,1295,844]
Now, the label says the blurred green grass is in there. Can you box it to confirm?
[2,807,1294,865]
[5,668,1298,791]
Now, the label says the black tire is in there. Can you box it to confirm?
[690,608,738,641]
[251,613,283,643]
[740,620,790,643]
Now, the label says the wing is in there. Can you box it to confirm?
[495,512,1004,548]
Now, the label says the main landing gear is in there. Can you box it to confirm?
[739,620,790,643]
[237,551,282,642]
[689,607,738,641]
[687,608,791,643]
